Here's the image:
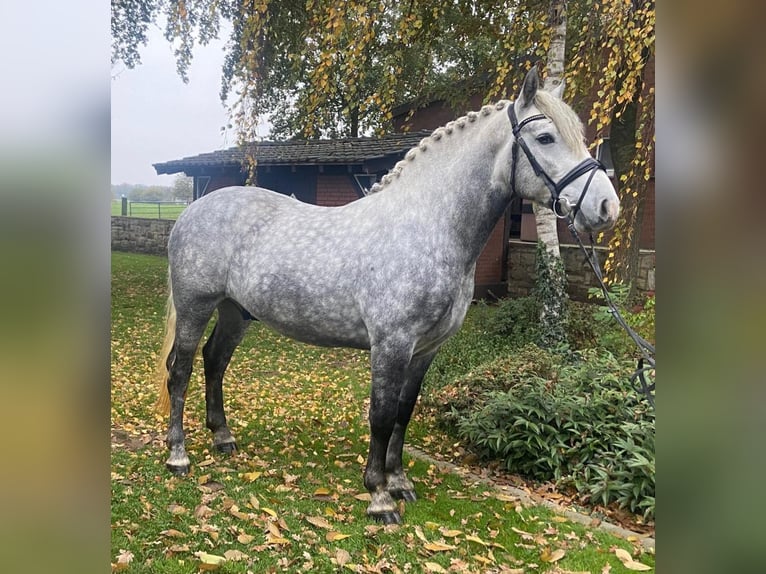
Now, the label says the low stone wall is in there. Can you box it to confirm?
[506,240,655,301]
[111,218,656,301]
[111,216,174,256]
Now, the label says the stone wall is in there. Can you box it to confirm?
[111,218,656,301]
[506,240,655,301]
[111,216,174,256]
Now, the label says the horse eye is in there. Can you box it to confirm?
[536,134,555,145]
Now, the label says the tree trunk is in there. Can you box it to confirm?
[531,0,569,347]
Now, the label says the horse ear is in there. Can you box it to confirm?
[519,66,539,108]
[550,79,565,99]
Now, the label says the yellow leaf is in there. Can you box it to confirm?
[423,542,456,552]
[243,471,262,482]
[442,529,462,538]
[424,521,440,531]
[552,515,568,523]
[237,533,254,544]
[424,562,447,573]
[266,534,290,545]
[262,507,277,517]
[353,493,371,501]
[326,531,351,542]
[465,535,488,546]
[195,551,226,571]
[313,487,331,496]
[357,454,365,464]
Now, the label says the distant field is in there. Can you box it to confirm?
[111,199,188,220]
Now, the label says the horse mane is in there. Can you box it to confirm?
[368,91,585,194]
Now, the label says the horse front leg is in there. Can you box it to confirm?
[364,340,411,524]
[385,352,436,502]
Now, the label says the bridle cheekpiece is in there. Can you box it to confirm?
[507,102,606,224]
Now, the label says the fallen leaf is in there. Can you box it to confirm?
[541,548,566,563]
[552,515,568,523]
[326,531,351,542]
[614,548,651,571]
[194,551,226,571]
[237,533,255,544]
[248,494,260,510]
[465,534,488,546]
[160,529,186,538]
[353,493,371,501]
[111,549,133,572]
[614,548,633,563]
[335,548,351,567]
[262,507,278,518]
[198,458,216,467]
[194,504,214,520]
[306,516,333,530]
[266,521,282,537]
[223,549,249,561]
[313,487,331,496]
[441,529,462,538]
[423,542,456,552]
[167,544,189,553]
[266,534,290,545]
[511,526,534,540]
[424,561,447,573]
[495,493,518,502]
[356,455,365,464]
[167,503,187,515]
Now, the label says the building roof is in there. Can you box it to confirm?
[153,131,432,175]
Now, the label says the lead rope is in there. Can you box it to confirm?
[565,220,656,408]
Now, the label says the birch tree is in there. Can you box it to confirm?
[112,0,654,284]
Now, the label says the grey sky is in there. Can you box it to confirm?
[111,24,235,186]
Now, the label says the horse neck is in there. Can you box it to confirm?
[384,111,513,265]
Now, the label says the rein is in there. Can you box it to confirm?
[507,102,656,408]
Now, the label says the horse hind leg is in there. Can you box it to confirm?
[385,352,436,503]
[202,299,251,454]
[165,300,218,475]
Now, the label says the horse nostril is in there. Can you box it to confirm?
[599,198,614,222]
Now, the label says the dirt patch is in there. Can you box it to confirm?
[111,426,161,451]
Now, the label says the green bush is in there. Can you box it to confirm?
[428,345,655,521]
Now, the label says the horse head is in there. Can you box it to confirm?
[507,67,620,233]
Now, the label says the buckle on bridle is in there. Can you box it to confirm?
[551,197,572,218]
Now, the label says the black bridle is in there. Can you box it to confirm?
[508,103,606,222]
[508,101,656,408]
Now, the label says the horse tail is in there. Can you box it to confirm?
[155,270,176,416]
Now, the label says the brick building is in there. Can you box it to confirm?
[154,131,509,297]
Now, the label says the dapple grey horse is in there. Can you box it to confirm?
[155,67,619,524]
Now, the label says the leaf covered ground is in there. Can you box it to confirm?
[111,252,654,573]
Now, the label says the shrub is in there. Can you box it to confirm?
[429,345,655,520]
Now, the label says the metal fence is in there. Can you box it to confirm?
[113,198,190,220]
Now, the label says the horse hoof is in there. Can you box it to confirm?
[215,441,238,454]
[369,511,402,525]
[166,463,190,476]
[391,489,417,502]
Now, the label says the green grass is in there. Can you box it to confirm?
[111,251,654,572]
[111,199,187,219]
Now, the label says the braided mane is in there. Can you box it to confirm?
[368,91,585,194]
